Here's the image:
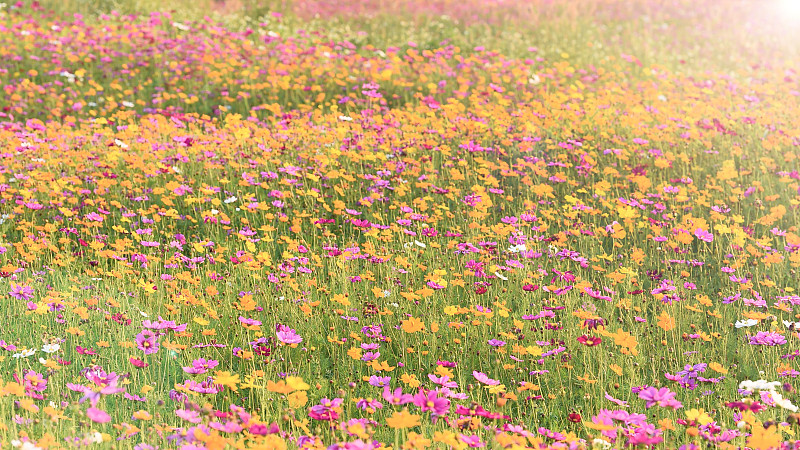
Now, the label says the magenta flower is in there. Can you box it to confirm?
[142,317,187,332]
[694,228,714,243]
[20,370,47,399]
[209,421,243,433]
[135,329,160,355]
[182,358,219,375]
[276,324,302,344]
[130,357,148,368]
[368,375,390,387]
[22,370,47,392]
[428,374,458,388]
[749,331,787,346]
[9,283,33,301]
[458,434,485,448]
[627,427,664,446]
[308,398,343,421]
[413,389,450,416]
[87,407,111,423]
[382,386,412,405]
[472,371,500,385]
[182,377,224,394]
[239,316,262,327]
[175,409,202,424]
[356,398,384,410]
[361,351,380,362]
[638,386,683,409]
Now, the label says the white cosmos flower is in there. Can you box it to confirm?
[734,319,758,328]
[770,391,798,412]
[41,343,60,353]
[12,349,35,358]
[739,379,781,392]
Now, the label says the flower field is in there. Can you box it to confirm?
[1,0,800,448]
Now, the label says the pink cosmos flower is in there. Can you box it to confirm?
[694,228,713,243]
[604,392,629,407]
[182,358,219,375]
[459,434,485,448]
[413,389,450,416]
[183,377,224,394]
[209,421,243,433]
[176,409,202,423]
[276,324,302,344]
[130,357,148,368]
[356,398,384,410]
[749,331,787,346]
[472,371,500,385]
[382,386,412,405]
[239,316,262,327]
[638,386,683,409]
[87,407,111,423]
[84,212,104,222]
[135,329,159,355]
[249,422,280,435]
[22,370,47,393]
[142,317,187,332]
[428,374,458,388]
[308,398,342,421]
[9,283,34,301]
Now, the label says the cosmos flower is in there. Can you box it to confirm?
[412,389,450,416]
[135,330,160,355]
[638,387,683,409]
[182,358,220,374]
[9,283,34,301]
[308,398,343,421]
[86,407,111,423]
[382,386,412,405]
[276,324,303,344]
[749,332,787,346]
[472,371,500,385]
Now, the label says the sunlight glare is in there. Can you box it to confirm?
[777,0,800,19]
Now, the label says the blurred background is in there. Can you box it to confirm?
[32,0,800,73]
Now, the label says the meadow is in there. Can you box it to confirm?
[1,0,800,448]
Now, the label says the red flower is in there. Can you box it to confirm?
[568,412,582,423]
[577,335,602,346]
[130,357,149,368]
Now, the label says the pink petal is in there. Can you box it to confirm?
[604,392,629,407]
[87,407,111,423]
